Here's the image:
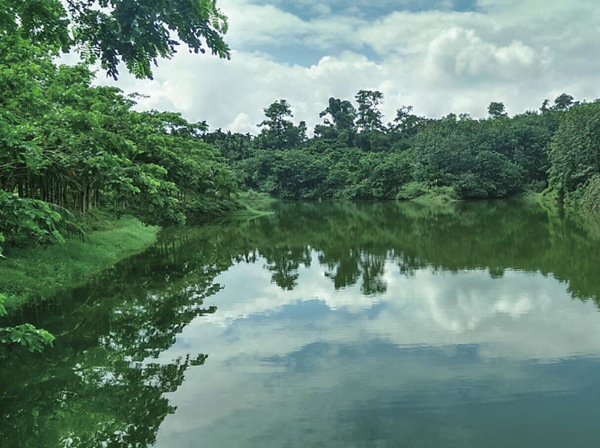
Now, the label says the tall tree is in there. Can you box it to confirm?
[488,102,507,118]
[315,97,357,145]
[257,100,306,150]
[318,98,357,132]
[355,90,384,132]
[552,93,575,111]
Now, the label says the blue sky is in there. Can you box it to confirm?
[249,0,479,21]
[104,0,600,135]
[249,0,479,65]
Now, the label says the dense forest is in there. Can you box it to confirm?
[0,1,236,258]
[206,92,600,208]
[2,1,600,351]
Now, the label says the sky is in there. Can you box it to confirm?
[96,0,600,135]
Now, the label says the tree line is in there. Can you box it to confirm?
[0,39,238,255]
[205,91,600,208]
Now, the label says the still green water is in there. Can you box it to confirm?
[2,200,600,447]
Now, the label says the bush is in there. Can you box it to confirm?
[577,174,600,211]
[396,181,428,200]
[0,191,65,249]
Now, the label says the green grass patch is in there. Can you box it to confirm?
[407,186,458,205]
[232,190,276,217]
[396,181,429,200]
[0,216,159,310]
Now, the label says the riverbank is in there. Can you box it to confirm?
[232,191,276,217]
[0,193,277,313]
[0,216,159,311]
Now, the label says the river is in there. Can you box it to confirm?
[2,200,600,447]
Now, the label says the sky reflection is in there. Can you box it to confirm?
[155,252,600,447]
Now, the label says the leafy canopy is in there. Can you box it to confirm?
[1,0,230,79]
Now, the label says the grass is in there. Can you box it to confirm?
[231,190,276,218]
[0,216,159,310]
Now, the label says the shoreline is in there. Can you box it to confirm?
[0,216,159,312]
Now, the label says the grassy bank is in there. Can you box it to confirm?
[231,191,276,218]
[0,216,159,310]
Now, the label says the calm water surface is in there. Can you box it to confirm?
[2,200,600,447]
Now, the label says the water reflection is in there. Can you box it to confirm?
[213,200,600,304]
[0,235,223,448]
[2,200,600,447]
[154,263,600,447]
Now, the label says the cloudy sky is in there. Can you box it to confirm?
[100,0,600,135]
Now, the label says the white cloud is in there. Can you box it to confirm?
[92,0,600,132]
[423,28,547,84]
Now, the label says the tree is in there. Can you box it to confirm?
[488,102,507,118]
[388,105,428,150]
[317,98,357,132]
[315,97,357,146]
[1,0,230,79]
[552,93,574,111]
[547,101,600,203]
[355,90,384,132]
[257,100,306,150]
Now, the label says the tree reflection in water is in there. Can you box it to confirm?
[1,199,600,447]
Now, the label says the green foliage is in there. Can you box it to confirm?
[552,93,575,111]
[0,191,64,247]
[0,293,55,353]
[355,90,384,133]
[0,0,70,51]
[256,100,307,150]
[225,91,572,202]
[235,190,276,216]
[574,174,600,211]
[396,181,429,200]
[488,101,507,118]
[0,44,239,245]
[547,101,600,205]
[455,151,523,199]
[1,0,230,79]
[0,323,55,353]
[411,112,549,199]
[316,97,357,145]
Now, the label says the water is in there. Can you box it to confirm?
[2,200,600,447]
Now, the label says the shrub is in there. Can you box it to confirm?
[0,191,64,249]
[396,181,428,200]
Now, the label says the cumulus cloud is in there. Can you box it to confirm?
[94,0,600,132]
